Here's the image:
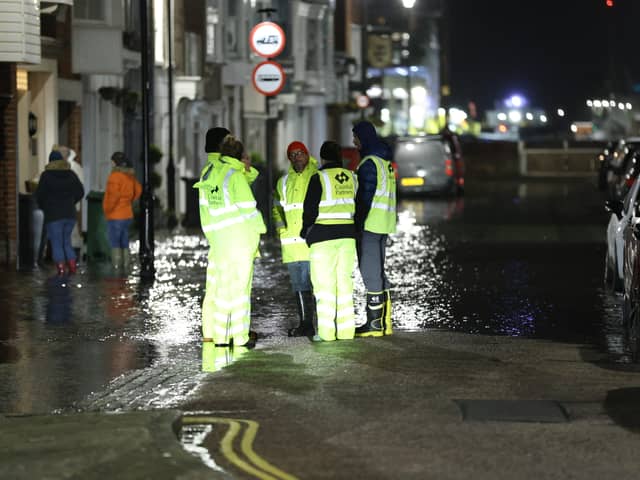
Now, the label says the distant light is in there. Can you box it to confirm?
[497,112,507,121]
[557,109,565,117]
[411,86,427,101]
[381,108,390,122]
[593,100,602,108]
[602,100,610,108]
[402,0,416,8]
[410,66,419,72]
[508,110,522,123]
[525,112,534,121]
[586,100,593,107]
[367,85,383,98]
[498,124,508,133]
[540,115,548,123]
[410,105,425,128]
[392,87,409,99]
[449,108,468,124]
[570,124,578,133]
[606,0,614,7]
[627,102,633,110]
[510,96,523,108]
[402,33,411,41]
[395,67,409,77]
[438,107,446,117]
[618,102,625,110]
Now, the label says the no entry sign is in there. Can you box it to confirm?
[249,21,286,58]
[252,61,286,96]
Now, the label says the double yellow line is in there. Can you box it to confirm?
[182,416,298,480]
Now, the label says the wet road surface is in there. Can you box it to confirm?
[0,176,627,416]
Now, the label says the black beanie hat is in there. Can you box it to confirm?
[320,141,342,164]
[205,127,230,153]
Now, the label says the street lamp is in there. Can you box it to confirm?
[402,0,416,7]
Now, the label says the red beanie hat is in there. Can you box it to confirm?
[287,141,309,156]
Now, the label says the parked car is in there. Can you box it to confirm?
[613,150,640,201]
[394,135,463,196]
[597,141,616,191]
[605,178,640,292]
[605,138,640,201]
[621,190,640,361]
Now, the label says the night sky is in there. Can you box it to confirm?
[447,0,640,119]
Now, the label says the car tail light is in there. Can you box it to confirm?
[626,176,636,187]
[445,158,453,176]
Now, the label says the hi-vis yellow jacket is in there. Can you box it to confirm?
[272,157,318,263]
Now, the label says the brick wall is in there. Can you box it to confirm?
[0,63,17,267]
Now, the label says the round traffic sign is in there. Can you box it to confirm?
[249,21,286,58]
[252,61,286,96]
[356,95,370,109]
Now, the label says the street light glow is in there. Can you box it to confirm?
[508,110,522,123]
[402,0,416,8]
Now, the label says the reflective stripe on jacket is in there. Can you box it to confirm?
[356,155,396,234]
[193,155,266,240]
[272,157,318,263]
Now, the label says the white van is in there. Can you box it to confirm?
[395,135,461,195]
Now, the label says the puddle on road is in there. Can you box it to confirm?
[0,179,634,414]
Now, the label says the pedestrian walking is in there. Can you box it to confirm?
[273,141,319,337]
[352,121,397,337]
[102,152,142,273]
[301,141,357,341]
[194,133,266,348]
[34,150,84,275]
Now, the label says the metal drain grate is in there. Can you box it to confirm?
[454,400,569,423]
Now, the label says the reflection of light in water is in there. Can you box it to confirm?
[202,344,248,372]
[180,424,226,472]
[128,235,208,355]
[381,204,456,331]
[398,198,464,224]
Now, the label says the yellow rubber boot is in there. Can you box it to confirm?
[383,289,393,335]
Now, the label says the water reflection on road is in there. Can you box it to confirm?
[0,178,630,414]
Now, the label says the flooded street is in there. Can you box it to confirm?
[0,176,625,415]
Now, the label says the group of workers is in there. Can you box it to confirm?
[196,121,397,348]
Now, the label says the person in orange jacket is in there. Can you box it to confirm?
[102,152,142,272]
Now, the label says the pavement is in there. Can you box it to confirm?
[3,330,640,480]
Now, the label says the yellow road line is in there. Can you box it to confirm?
[182,416,299,480]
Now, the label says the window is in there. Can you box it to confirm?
[74,0,105,21]
[185,32,202,76]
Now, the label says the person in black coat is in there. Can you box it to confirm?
[35,150,84,275]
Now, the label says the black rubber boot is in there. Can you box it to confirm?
[355,291,385,337]
[288,291,308,337]
[301,291,317,338]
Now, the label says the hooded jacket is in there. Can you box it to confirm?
[35,160,84,224]
[102,166,142,220]
[352,122,392,232]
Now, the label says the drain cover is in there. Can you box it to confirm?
[454,400,569,423]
